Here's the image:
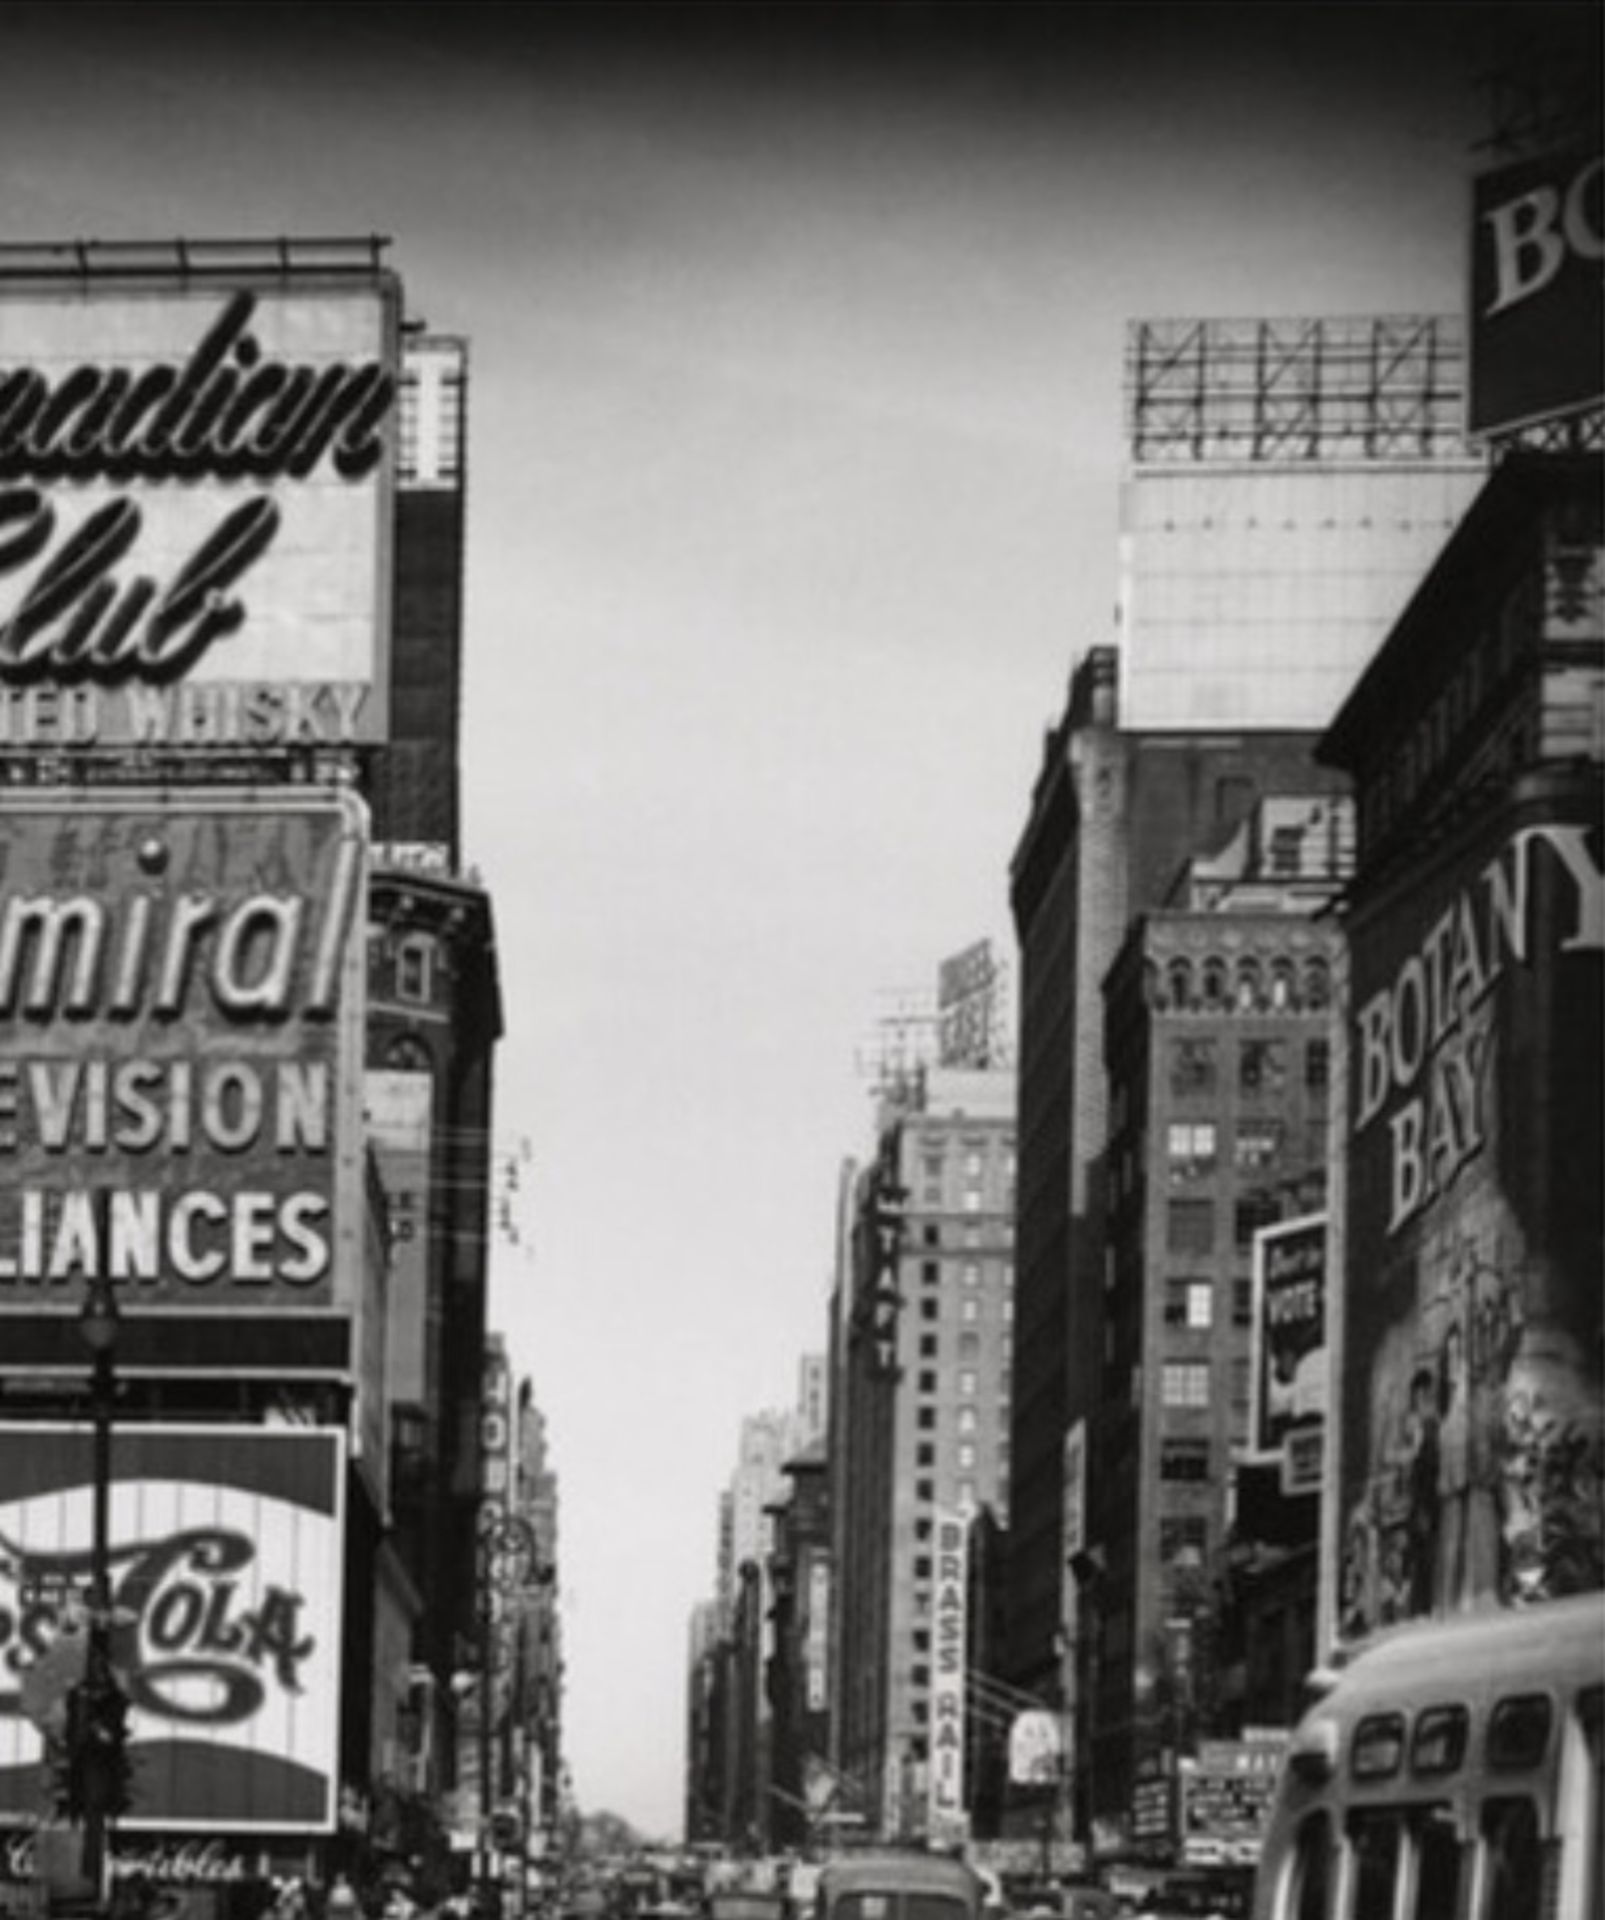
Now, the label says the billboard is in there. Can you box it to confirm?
[1250,1214,1328,1466]
[0,279,398,750]
[0,789,367,1311]
[1336,784,1603,1642]
[1469,145,1604,437]
[0,1424,345,1831]
[927,1510,969,1845]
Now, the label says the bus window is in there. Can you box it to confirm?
[1349,1812,1403,1916]
[1412,1810,1460,1920]
[1480,1797,1541,1920]
[1410,1706,1467,1777]
[1286,1812,1330,1920]
[1351,1713,1407,1781]
[1487,1695,1551,1770]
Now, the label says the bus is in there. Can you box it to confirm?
[814,1854,987,1920]
[1251,1591,1603,1919]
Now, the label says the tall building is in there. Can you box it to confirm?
[1004,315,1486,1814]
[0,240,505,1919]
[1318,452,1603,1646]
[829,1057,1016,1843]
[1089,796,1349,1853]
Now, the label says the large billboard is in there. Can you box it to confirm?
[1469,145,1604,437]
[1336,782,1603,1642]
[0,1424,345,1831]
[0,279,398,751]
[0,789,367,1311]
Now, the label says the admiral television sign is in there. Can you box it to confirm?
[0,278,399,751]
[0,789,366,1310]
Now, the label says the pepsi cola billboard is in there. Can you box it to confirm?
[0,1425,345,1831]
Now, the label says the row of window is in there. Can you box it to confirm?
[1159,1356,1252,1412]
[1150,952,1332,1015]
[917,1221,1013,1250]
[919,1258,1015,1287]
[1168,1035,1329,1098]
[1166,1190,1287,1254]
[917,1295,1009,1326]
[1162,1276,1254,1330]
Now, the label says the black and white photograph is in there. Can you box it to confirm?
[0,6,1598,1920]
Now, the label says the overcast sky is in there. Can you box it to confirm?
[1,0,1593,1839]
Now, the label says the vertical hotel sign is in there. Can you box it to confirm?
[927,1509,968,1845]
[0,277,398,749]
[0,790,365,1310]
[0,1424,345,1830]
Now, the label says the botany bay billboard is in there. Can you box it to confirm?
[1337,782,1603,1642]
[0,1425,344,1830]
[0,274,398,753]
[0,790,366,1309]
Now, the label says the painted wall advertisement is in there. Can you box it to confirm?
[0,1425,345,1831]
[926,1510,968,1846]
[0,790,366,1311]
[1250,1214,1327,1490]
[1337,785,1603,1642]
[0,279,398,751]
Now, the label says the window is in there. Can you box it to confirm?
[963,1188,982,1214]
[1488,1694,1552,1769]
[918,1370,937,1393]
[1170,1038,1217,1096]
[1163,1279,1212,1328]
[1167,1122,1218,1183]
[923,1224,941,1248]
[1351,1713,1406,1781]
[1411,1706,1469,1776]
[912,1628,930,1652]
[921,1298,938,1321]
[920,1334,938,1358]
[959,1370,977,1397]
[1288,1813,1331,1920]
[916,1443,935,1467]
[918,1407,935,1430]
[1481,1799,1541,1920]
[1414,1808,1462,1920]
[1162,1362,1210,1408]
[1236,1191,1280,1249]
[1159,1438,1210,1482]
[958,1331,980,1359]
[916,1479,935,1504]
[913,1555,932,1579]
[911,1663,930,1688]
[1349,1812,1403,1919]
[1306,1038,1330,1090]
[958,1407,977,1434]
[961,1298,980,1323]
[1234,1118,1283,1173]
[958,1443,976,1470]
[1232,1277,1253,1326]
[962,1262,980,1287]
[395,935,434,1004]
[1167,1200,1215,1254]
[922,1261,940,1287]
[1240,1038,1289,1095]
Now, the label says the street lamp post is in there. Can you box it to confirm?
[77,1266,121,1909]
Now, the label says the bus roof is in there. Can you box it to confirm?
[1324,1592,1604,1702]
[817,1856,983,1897]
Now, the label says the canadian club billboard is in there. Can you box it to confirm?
[0,1425,345,1830]
[0,277,398,752]
[0,789,366,1310]
[1337,777,1603,1641]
